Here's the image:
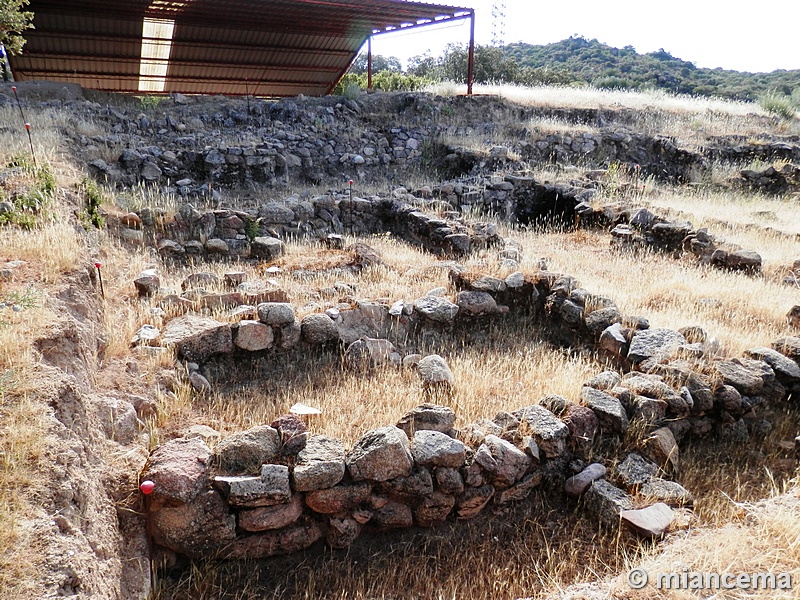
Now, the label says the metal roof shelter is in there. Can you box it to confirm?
[8,0,474,97]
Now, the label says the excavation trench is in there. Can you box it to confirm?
[141,250,800,574]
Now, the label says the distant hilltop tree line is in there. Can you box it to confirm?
[339,36,800,110]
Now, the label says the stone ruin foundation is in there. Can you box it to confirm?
[135,196,800,561]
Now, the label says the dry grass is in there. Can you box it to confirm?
[0,392,51,595]
[0,292,66,598]
[431,83,767,117]
[645,184,800,240]
[429,82,800,150]
[480,227,797,356]
[0,222,86,283]
[165,320,596,446]
[614,483,800,600]
[0,105,93,174]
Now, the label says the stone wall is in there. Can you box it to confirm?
[140,265,800,560]
[136,192,504,264]
[74,91,800,197]
[126,169,765,279]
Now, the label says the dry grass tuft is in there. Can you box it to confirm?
[615,483,800,600]
[0,222,85,283]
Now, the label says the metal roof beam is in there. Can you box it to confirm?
[20,31,358,58]
[371,10,472,35]
[28,0,466,37]
[14,70,336,87]
[18,53,346,74]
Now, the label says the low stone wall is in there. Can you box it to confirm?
[140,266,800,560]
[124,173,765,297]
[75,91,800,198]
[736,163,800,196]
[426,132,707,187]
[704,135,800,164]
[138,194,502,264]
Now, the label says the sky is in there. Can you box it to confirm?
[371,0,800,74]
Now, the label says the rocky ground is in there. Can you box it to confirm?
[0,81,799,599]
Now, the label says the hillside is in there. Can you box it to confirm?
[503,36,800,100]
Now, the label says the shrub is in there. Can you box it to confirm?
[333,71,433,95]
[0,162,57,229]
[137,95,165,110]
[78,176,105,229]
[758,91,797,120]
[594,76,633,90]
[343,82,361,101]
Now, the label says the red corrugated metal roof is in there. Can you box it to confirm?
[9,0,471,96]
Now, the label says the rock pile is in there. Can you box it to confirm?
[604,205,763,273]
[737,163,800,195]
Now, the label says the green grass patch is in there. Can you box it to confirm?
[77,176,106,229]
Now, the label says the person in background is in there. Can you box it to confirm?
[0,44,8,82]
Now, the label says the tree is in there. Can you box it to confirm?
[407,53,439,79]
[0,0,34,55]
[349,52,402,75]
[433,44,523,84]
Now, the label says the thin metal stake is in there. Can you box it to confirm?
[245,78,250,119]
[11,87,36,165]
[24,123,37,167]
[348,179,353,236]
[95,262,105,299]
[11,86,25,122]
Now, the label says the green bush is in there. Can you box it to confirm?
[758,91,797,120]
[342,82,361,101]
[78,176,105,229]
[333,71,433,95]
[243,216,261,242]
[0,161,57,229]
[594,76,633,90]
[137,95,165,110]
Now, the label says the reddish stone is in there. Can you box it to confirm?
[239,494,304,532]
[305,482,372,514]
[142,437,212,510]
[562,404,599,459]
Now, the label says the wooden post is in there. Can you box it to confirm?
[367,36,373,91]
